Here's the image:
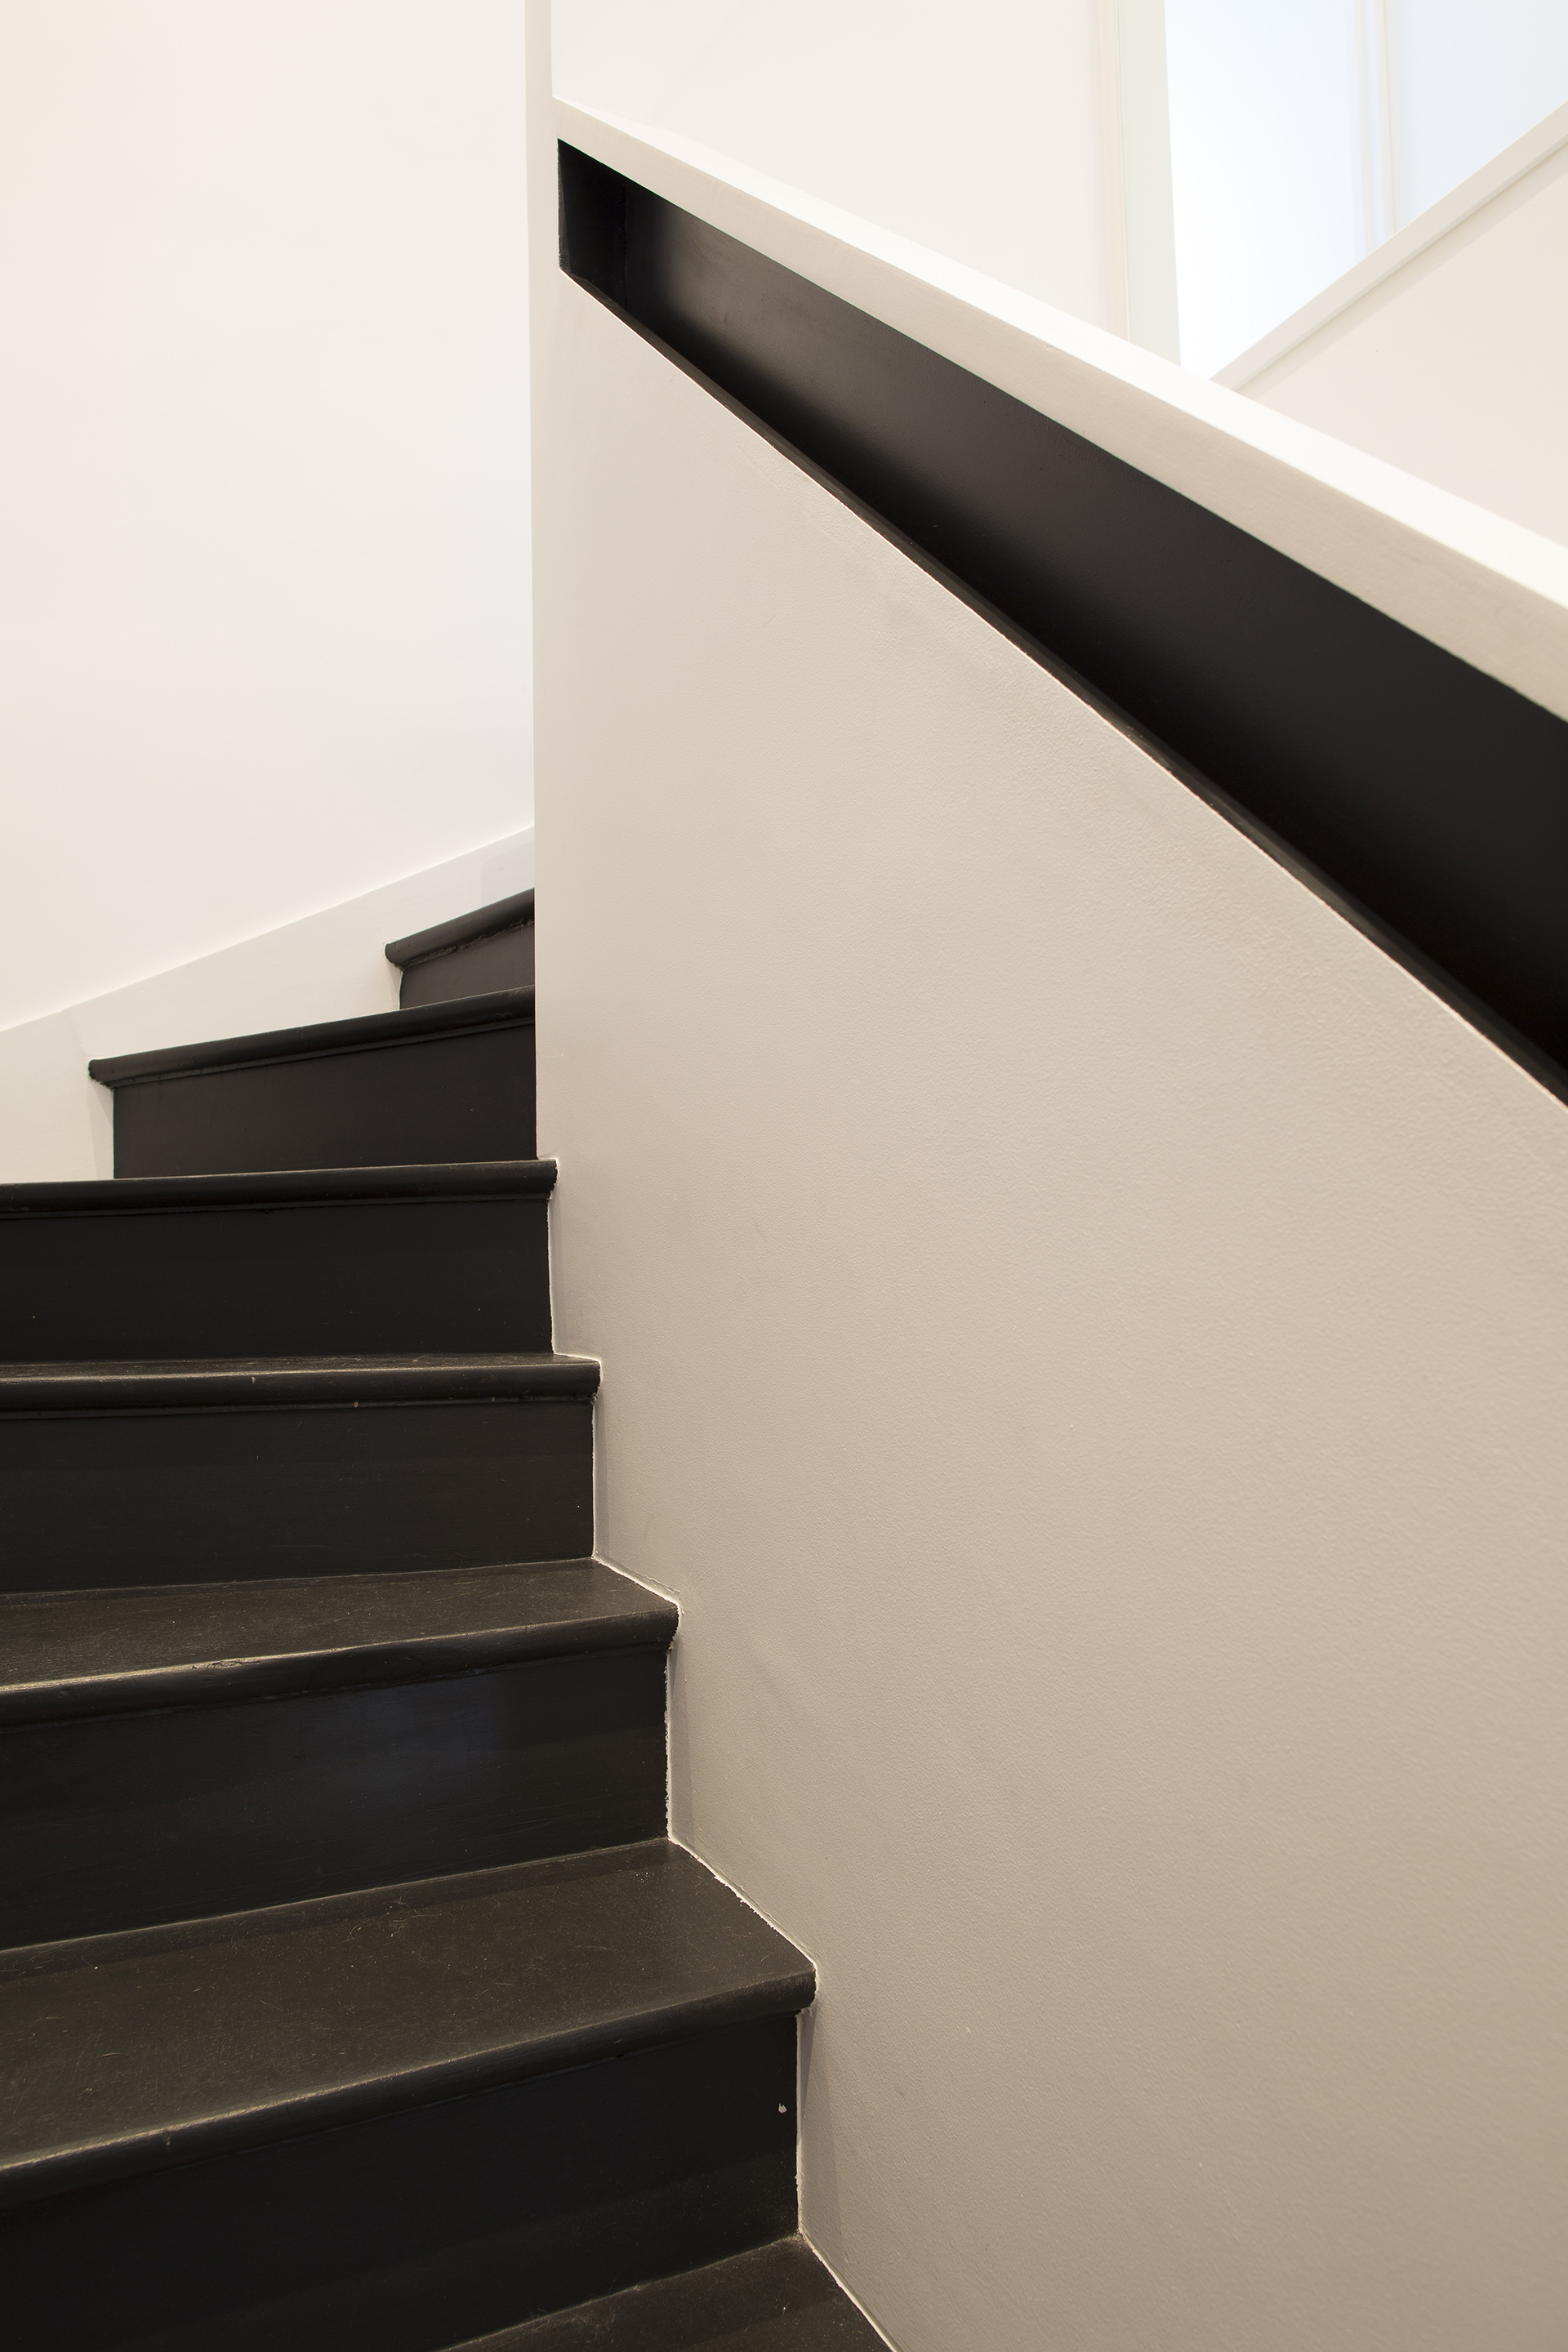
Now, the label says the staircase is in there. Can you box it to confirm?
[0,893,877,2349]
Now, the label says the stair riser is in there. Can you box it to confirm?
[0,1397,592,1592]
[0,1649,667,1946]
[3,2016,798,2352]
[400,923,534,1008]
[110,1022,536,1178]
[0,1197,550,1363]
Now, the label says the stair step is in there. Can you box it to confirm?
[466,2239,884,2350]
[90,989,536,1177]
[389,889,536,1009]
[0,1561,676,1944]
[0,1557,672,1725]
[0,1354,598,1592]
[2,1838,808,2201]
[2,1845,812,2350]
[0,1160,555,1361]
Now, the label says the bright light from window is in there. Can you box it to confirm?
[1163,0,1568,376]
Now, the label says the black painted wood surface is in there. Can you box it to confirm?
[390,889,537,1009]
[400,919,536,1006]
[476,2238,884,2349]
[1,1842,811,2203]
[0,1167,553,1361]
[0,1558,675,1724]
[1,1648,670,1944]
[0,1389,595,1590]
[559,141,1568,1096]
[386,889,536,972]
[9,911,824,2346]
[3,2016,799,2352]
[93,991,537,1176]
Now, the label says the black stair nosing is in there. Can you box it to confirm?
[386,888,536,972]
[88,987,536,1090]
[0,1840,815,2211]
[0,1158,556,1219]
[461,2238,887,2350]
[0,1557,675,1727]
[0,1351,599,1416]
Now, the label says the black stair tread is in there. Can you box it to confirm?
[387,888,535,971]
[0,1351,599,1414]
[0,1558,675,1726]
[0,1841,813,2207]
[0,1159,555,1218]
[88,987,534,1089]
[462,2238,884,2349]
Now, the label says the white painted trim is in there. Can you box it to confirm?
[1114,0,1180,361]
[555,98,1568,729]
[1095,0,1132,342]
[1218,96,1568,392]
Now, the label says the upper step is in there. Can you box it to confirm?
[0,1557,673,1727]
[467,2238,885,2350]
[0,1160,555,1361]
[90,989,536,1178]
[388,889,536,1009]
[0,1352,599,1591]
[0,1561,677,1944]
[0,1838,813,2208]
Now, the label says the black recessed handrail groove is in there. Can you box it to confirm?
[559,140,1568,1100]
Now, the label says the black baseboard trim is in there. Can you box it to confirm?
[559,141,1568,1101]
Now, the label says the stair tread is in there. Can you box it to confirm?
[465,2239,883,2350]
[0,1159,555,1218]
[89,987,534,1090]
[0,1350,599,1412]
[387,888,535,971]
[0,1558,675,1726]
[0,1841,813,2207]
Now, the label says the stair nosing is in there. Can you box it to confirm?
[88,987,535,1090]
[0,1842,816,2210]
[0,1351,599,1416]
[0,1159,557,1219]
[385,888,535,971]
[0,1561,677,1726]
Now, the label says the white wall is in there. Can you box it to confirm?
[0,0,532,1038]
[552,0,1115,329]
[534,60,1568,2352]
[1234,116,1568,547]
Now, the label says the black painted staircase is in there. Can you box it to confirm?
[0,895,878,2350]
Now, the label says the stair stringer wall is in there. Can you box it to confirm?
[532,233,1568,2351]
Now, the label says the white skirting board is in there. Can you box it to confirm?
[0,828,533,1183]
